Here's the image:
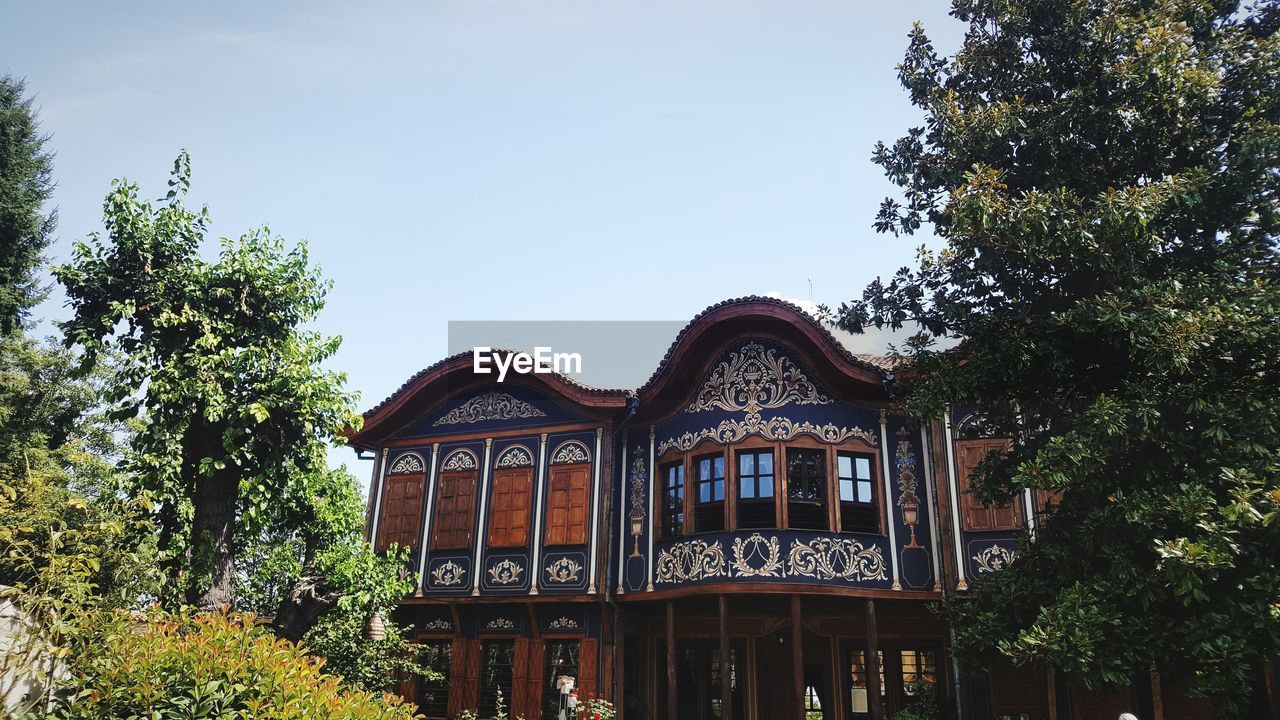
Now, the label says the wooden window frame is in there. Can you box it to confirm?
[539,638,581,720]
[656,455,686,539]
[734,437,779,530]
[692,447,728,533]
[836,450,880,535]
[954,438,1022,532]
[544,461,590,546]
[415,639,453,719]
[487,465,534,548]
[431,469,479,551]
[783,437,831,531]
[377,471,426,553]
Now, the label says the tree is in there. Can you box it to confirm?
[239,466,428,691]
[833,1,1280,715]
[54,152,361,611]
[0,75,56,335]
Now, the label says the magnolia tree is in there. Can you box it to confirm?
[832,1,1280,715]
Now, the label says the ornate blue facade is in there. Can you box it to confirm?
[348,297,1160,720]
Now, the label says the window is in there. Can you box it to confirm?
[542,640,580,720]
[709,646,741,719]
[848,649,886,720]
[838,453,879,534]
[377,472,424,552]
[660,461,685,538]
[479,640,515,719]
[432,470,478,550]
[955,439,1021,531]
[803,685,822,719]
[899,649,938,693]
[694,453,726,532]
[786,448,828,530]
[545,463,590,546]
[488,466,534,547]
[736,449,775,529]
[416,641,452,719]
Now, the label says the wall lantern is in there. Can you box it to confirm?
[630,512,644,558]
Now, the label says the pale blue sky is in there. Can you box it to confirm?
[4,2,961,475]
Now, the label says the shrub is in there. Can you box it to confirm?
[890,678,941,720]
[44,610,418,720]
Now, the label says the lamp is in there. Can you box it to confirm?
[630,512,644,558]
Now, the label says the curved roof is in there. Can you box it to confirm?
[345,296,893,447]
[631,295,891,421]
[345,349,631,449]
[638,295,890,392]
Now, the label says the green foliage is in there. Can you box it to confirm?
[889,679,940,720]
[54,152,361,609]
[836,1,1280,715]
[42,610,419,720]
[0,335,156,606]
[0,74,56,334]
[298,539,424,692]
[239,466,430,692]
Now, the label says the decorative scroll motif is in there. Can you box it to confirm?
[895,437,923,549]
[429,560,466,587]
[658,411,878,456]
[974,544,1016,573]
[655,539,728,584]
[487,558,524,585]
[551,440,591,465]
[731,533,785,578]
[495,445,534,468]
[433,391,545,426]
[629,454,646,517]
[549,616,579,629]
[441,449,478,472]
[687,341,832,414]
[787,538,887,582]
[389,452,425,475]
[486,618,515,630]
[546,557,583,583]
[955,410,1000,439]
[423,619,452,631]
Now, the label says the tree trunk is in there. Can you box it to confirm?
[187,470,239,610]
[272,534,340,641]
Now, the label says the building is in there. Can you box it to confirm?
[344,296,1215,720]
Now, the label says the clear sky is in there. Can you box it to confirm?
[3,1,962,478]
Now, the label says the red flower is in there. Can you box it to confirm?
[592,714,601,720]
[588,691,596,698]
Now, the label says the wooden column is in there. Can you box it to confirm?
[720,595,733,720]
[667,601,678,720]
[866,599,884,720]
[791,595,804,720]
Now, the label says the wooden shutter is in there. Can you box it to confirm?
[433,471,478,550]
[955,439,1021,532]
[377,474,424,552]
[448,637,469,717]
[578,638,598,700]
[525,640,546,720]
[488,467,534,547]
[459,639,481,713]
[511,637,530,718]
[545,464,590,546]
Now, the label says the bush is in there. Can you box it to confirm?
[890,678,941,720]
[43,610,418,720]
